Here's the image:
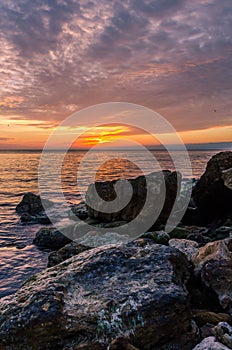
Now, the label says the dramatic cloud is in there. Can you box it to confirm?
[0,0,231,141]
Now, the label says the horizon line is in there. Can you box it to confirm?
[0,142,231,152]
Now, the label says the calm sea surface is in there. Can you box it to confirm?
[0,149,229,297]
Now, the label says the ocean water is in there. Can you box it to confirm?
[0,149,227,297]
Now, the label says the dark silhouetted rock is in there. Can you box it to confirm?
[20,212,51,225]
[0,241,198,350]
[69,202,89,221]
[86,171,181,228]
[193,151,232,224]
[47,242,90,267]
[33,227,71,250]
[16,192,53,215]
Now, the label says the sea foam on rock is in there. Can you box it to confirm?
[0,241,198,350]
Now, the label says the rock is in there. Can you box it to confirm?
[109,337,139,350]
[169,239,199,261]
[215,322,232,349]
[193,151,232,224]
[20,212,51,225]
[69,202,89,221]
[200,324,216,338]
[222,168,232,190]
[47,242,90,267]
[86,171,181,227]
[72,343,106,350]
[170,226,211,246]
[193,336,230,350]
[33,227,71,250]
[169,227,190,239]
[193,239,232,314]
[0,242,197,350]
[193,310,232,327]
[16,192,53,215]
[186,234,211,246]
[215,226,232,240]
[142,230,170,245]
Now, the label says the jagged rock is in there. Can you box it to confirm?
[193,151,232,224]
[215,322,232,349]
[16,192,53,215]
[33,227,71,250]
[169,239,199,261]
[193,239,232,315]
[47,242,90,267]
[86,171,181,227]
[0,242,197,350]
[193,336,230,350]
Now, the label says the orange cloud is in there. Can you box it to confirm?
[0,96,24,108]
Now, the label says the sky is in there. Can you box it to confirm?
[0,0,231,149]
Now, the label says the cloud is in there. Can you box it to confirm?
[0,137,15,141]
[0,0,231,136]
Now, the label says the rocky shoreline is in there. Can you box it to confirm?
[0,151,232,349]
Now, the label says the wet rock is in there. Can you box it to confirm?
[16,192,53,215]
[86,171,181,228]
[109,337,139,350]
[169,238,199,262]
[193,336,230,350]
[20,212,51,225]
[193,239,232,315]
[193,151,232,224]
[142,230,170,245]
[69,202,89,221]
[33,227,71,250]
[186,233,211,246]
[215,322,232,349]
[169,227,190,239]
[47,242,90,267]
[193,310,232,327]
[0,242,197,350]
[214,226,232,240]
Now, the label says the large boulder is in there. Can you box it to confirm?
[16,192,53,215]
[193,238,232,315]
[0,241,198,350]
[86,171,181,227]
[193,151,232,224]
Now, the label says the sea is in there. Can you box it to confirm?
[0,149,229,298]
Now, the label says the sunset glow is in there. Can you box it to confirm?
[0,0,231,150]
